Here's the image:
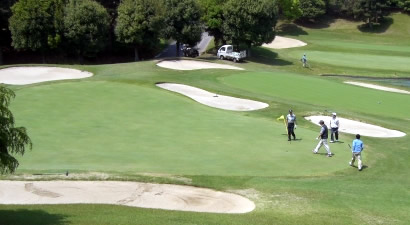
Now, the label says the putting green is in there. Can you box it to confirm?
[219,71,410,119]
[11,81,350,177]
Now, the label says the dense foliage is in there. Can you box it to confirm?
[299,0,326,20]
[163,0,203,56]
[115,0,164,61]
[64,0,110,60]
[0,86,32,174]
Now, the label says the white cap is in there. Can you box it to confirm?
[332,112,337,116]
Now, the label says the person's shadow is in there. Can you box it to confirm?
[0,209,68,225]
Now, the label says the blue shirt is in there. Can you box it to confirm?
[352,139,364,153]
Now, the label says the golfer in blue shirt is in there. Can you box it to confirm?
[350,134,364,171]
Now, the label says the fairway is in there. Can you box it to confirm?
[1,8,410,225]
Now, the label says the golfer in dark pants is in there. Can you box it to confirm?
[286,109,297,141]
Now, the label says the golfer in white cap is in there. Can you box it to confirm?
[330,112,340,143]
[313,120,332,157]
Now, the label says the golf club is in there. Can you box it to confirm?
[348,144,351,150]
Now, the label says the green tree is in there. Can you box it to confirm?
[115,0,164,61]
[299,0,326,20]
[64,0,110,61]
[223,0,278,56]
[198,0,225,47]
[163,0,203,57]
[8,0,63,62]
[0,86,32,174]
[357,0,388,28]
[278,0,302,21]
[0,0,17,65]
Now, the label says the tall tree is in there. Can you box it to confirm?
[64,0,110,62]
[278,0,302,21]
[0,86,32,174]
[8,0,63,62]
[198,0,225,47]
[223,0,278,56]
[115,0,164,61]
[163,0,203,57]
[357,0,388,28]
[299,0,326,20]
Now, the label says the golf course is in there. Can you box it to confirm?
[1,12,409,225]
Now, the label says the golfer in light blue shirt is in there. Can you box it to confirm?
[350,134,364,171]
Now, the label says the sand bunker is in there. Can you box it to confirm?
[262,36,307,49]
[156,60,244,71]
[0,67,92,85]
[0,181,255,213]
[345,81,410,94]
[157,83,268,111]
[305,116,405,138]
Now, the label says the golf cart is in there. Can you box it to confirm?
[181,44,199,58]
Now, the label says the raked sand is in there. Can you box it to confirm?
[0,67,92,85]
[305,116,405,138]
[0,181,255,213]
[157,83,268,111]
[345,81,410,94]
[156,60,244,70]
[263,36,307,49]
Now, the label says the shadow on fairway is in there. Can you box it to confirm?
[0,209,68,225]
[247,48,293,67]
[358,17,394,33]
[295,16,336,29]
[277,23,309,36]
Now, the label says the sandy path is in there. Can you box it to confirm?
[0,181,255,214]
[305,116,405,138]
[345,81,410,94]
[262,36,307,49]
[0,67,92,85]
[157,83,268,111]
[156,60,244,70]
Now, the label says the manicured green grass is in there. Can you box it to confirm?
[2,12,410,225]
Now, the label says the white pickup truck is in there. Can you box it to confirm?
[217,45,246,63]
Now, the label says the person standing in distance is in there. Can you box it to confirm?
[330,112,340,143]
[301,53,307,67]
[286,109,297,141]
[313,120,332,157]
[350,134,364,171]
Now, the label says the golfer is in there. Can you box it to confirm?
[330,112,340,143]
[350,134,364,171]
[286,109,297,141]
[301,54,307,67]
[313,120,332,157]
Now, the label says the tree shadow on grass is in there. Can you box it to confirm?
[357,17,394,33]
[0,209,68,225]
[295,16,336,29]
[246,47,293,67]
[277,23,308,36]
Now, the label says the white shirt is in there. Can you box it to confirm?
[330,117,339,128]
[287,114,296,124]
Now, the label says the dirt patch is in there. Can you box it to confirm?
[305,116,405,138]
[262,36,307,49]
[345,81,410,94]
[0,67,92,85]
[156,59,244,70]
[157,83,269,111]
[0,181,255,214]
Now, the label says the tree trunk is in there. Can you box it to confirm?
[176,41,180,57]
[134,47,139,61]
[41,51,46,64]
[0,49,3,65]
[247,43,252,57]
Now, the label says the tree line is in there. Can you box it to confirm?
[1,0,409,65]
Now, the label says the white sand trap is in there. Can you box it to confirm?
[157,83,268,111]
[262,36,307,49]
[345,81,410,94]
[0,67,92,85]
[156,60,244,70]
[0,181,255,214]
[305,116,405,138]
